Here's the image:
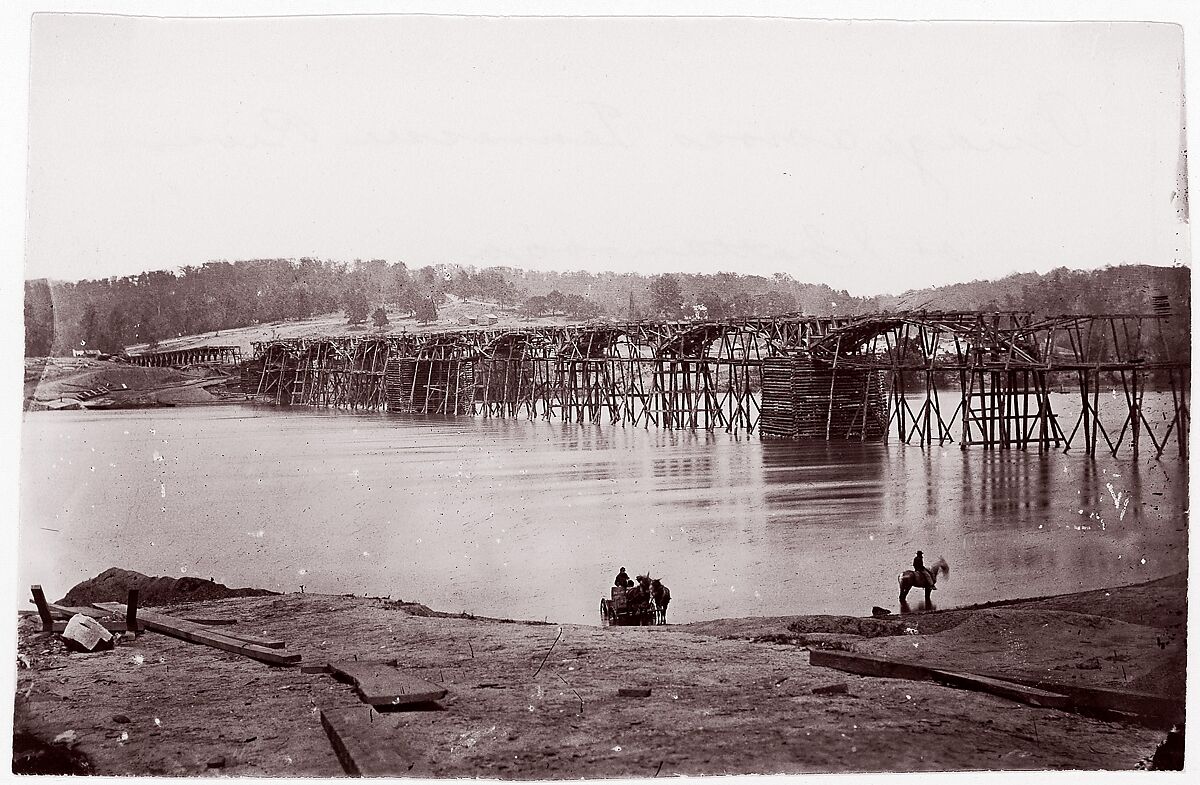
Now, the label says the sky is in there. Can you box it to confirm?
[16,10,1190,297]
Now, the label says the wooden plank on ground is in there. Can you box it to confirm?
[328,662,447,707]
[302,663,333,674]
[808,649,936,682]
[302,658,398,675]
[210,630,286,649]
[810,649,1183,722]
[997,675,1184,723]
[319,707,417,776]
[92,602,299,666]
[181,617,239,626]
[931,670,1072,710]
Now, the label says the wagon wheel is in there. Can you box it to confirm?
[600,598,612,626]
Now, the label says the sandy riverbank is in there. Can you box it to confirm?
[23,358,241,411]
[12,572,1186,776]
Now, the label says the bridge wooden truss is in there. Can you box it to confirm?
[241,311,1189,457]
[125,345,242,367]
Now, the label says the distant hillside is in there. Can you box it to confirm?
[23,260,1189,359]
[878,265,1190,317]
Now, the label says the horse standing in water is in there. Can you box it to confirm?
[650,579,671,624]
[898,557,949,609]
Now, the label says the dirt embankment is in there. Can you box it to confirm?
[23,358,240,411]
[57,568,278,608]
[13,572,1186,777]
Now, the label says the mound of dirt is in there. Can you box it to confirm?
[58,568,277,607]
[785,614,911,638]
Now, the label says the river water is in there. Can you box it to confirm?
[19,396,1188,624]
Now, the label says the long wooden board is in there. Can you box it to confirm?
[808,649,1180,719]
[211,630,286,649]
[91,602,281,647]
[808,649,934,682]
[319,707,417,776]
[93,603,299,666]
[808,650,1071,709]
[181,617,239,626]
[328,662,446,707]
[931,669,1071,710]
[992,674,1184,724]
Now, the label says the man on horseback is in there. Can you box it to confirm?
[913,550,936,590]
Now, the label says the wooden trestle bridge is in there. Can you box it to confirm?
[235,311,1189,457]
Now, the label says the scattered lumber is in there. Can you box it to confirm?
[92,602,299,666]
[319,707,418,776]
[30,586,132,633]
[41,603,110,620]
[328,662,446,707]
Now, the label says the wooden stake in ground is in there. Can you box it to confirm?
[29,586,54,633]
[126,589,139,634]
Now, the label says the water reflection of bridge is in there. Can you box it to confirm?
[238,311,1189,457]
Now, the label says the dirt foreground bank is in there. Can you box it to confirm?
[12,574,1186,776]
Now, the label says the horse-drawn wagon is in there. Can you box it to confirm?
[600,584,665,626]
[600,586,655,626]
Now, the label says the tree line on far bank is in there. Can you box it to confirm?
[23,258,1190,362]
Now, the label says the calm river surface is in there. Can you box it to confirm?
[20,398,1188,624]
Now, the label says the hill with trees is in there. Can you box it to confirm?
[23,259,1189,361]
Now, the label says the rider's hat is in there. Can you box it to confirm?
[916,550,923,555]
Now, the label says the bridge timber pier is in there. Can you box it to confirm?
[238,311,1189,458]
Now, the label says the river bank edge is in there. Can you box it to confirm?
[11,568,1188,776]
